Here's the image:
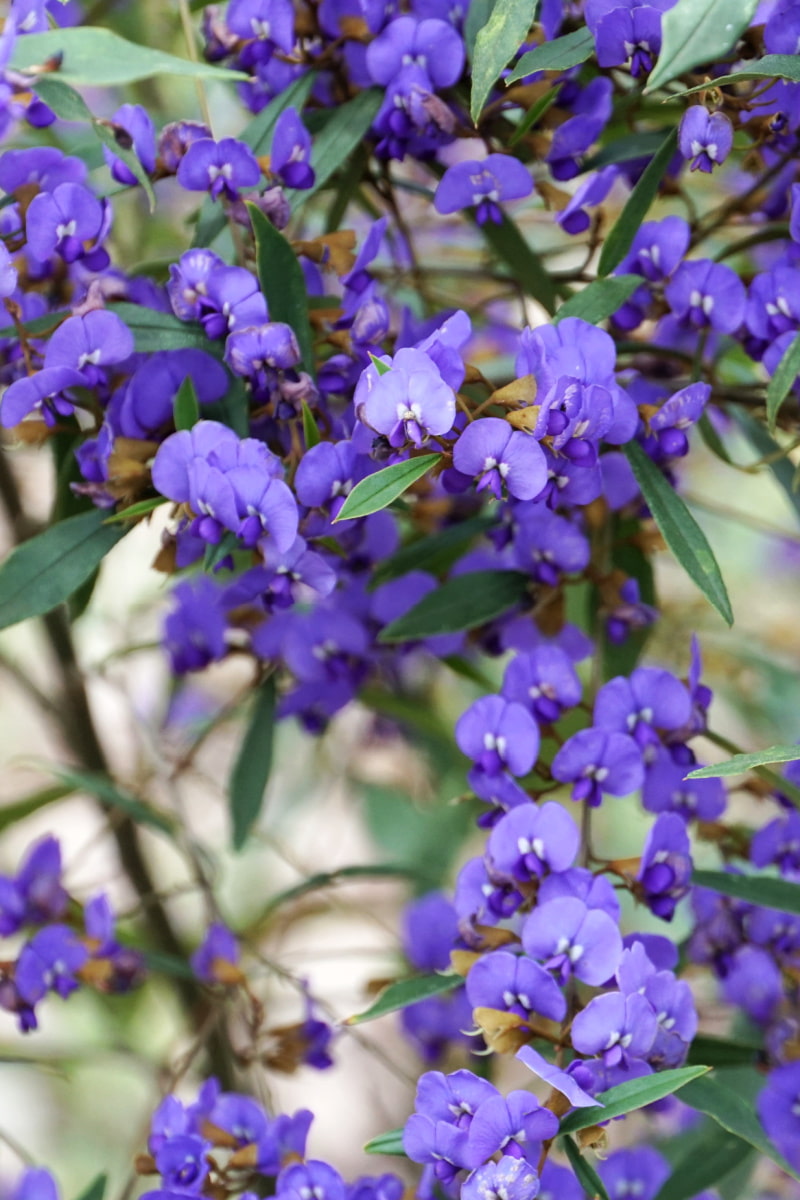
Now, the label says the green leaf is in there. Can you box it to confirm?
[554,275,642,326]
[378,569,529,642]
[480,214,558,314]
[334,455,442,522]
[29,77,156,210]
[597,128,678,277]
[173,376,200,432]
[0,509,125,632]
[230,675,276,850]
[290,89,383,212]
[692,868,800,915]
[250,864,419,928]
[369,353,392,376]
[346,973,462,1025]
[680,1072,800,1181]
[47,766,176,836]
[301,401,322,448]
[562,1135,611,1200]
[653,1125,754,1200]
[506,27,596,83]
[687,744,800,778]
[364,1128,406,1156]
[623,440,733,625]
[471,0,539,122]
[559,1066,711,1136]
[371,514,497,587]
[73,1175,107,1200]
[766,329,800,431]
[509,82,563,146]
[109,303,215,354]
[104,497,168,524]
[11,27,248,85]
[247,203,315,377]
[686,1033,762,1069]
[0,784,75,834]
[583,130,671,171]
[646,0,760,93]
[675,53,800,95]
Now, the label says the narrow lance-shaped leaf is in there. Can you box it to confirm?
[378,570,530,642]
[686,1033,762,1069]
[653,1125,755,1200]
[562,1136,611,1200]
[471,0,539,123]
[766,329,800,431]
[173,376,200,432]
[554,275,642,326]
[559,1065,711,1136]
[676,53,800,96]
[692,868,800,916]
[680,1072,800,1181]
[247,203,316,378]
[230,675,277,851]
[687,744,800,778]
[72,1175,107,1200]
[301,401,322,448]
[465,0,495,58]
[597,128,679,277]
[506,27,596,83]
[335,455,442,523]
[105,497,168,524]
[646,0,761,93]
[0,509,126,632]
[109,303,217,355]
[623,440,733,625]
[346,973,462,1025]
[364,1129,406,1156]
[47,766,176,836]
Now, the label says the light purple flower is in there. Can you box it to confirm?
[354,348,456,447]
[522,896,623,985]
[434,155,532,225]
[665,259,746,334]
[0,366,86,427]
[571,990,658,1067]
[466,1091,558,1167]
[456,695,540,778]
[678,106,733,174]
[25,182,110,266]
[465,950,567,1023]
[487,801,579,883]
[366,16,464,88]
[461,1157,540,1200]
[177,138,261,201]
[270,107,314,190]
[102,103,157,185]
[516,1045,599,1108]
[453,418,547,500]
[501,646,582,724]
[552,728,644,807]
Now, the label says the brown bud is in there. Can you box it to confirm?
[472,1006,531,1055]
[450,950,481,977]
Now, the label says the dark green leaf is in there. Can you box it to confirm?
[506,27,596,83]
[646,0,760,92]
[301,401,322,448]
[346,973,462,1024]
[623,440,733,625]
[142,950,195,981]
[480,214,557,314]
[597,128,678,277]
[290,90,383,212]
[687,744,800,778]
[173,376,200,432]
[0,311,65,341]
[559,1066,711,1136]
[109,303,216,354]
[680,1072,800,1180]
[73,1174,107,1200]
[31,77,156,210]
[653,1125,754,1200]
[676,53,800,95]
[230,676,276,850]
[335,455,441,522]
[583,130,671,172]
[562,1135,610,1200]
[686,1033,762,1069]
[371,515,497,587]
[364,1128,406,1156]
[362,781,478,891]
[554,275,642,325]
[369,353,392,376]
[0,784,75,834]
[692,868,800,915]
[379,569,529,642]
[48,767,176,836]
[11,27,248,84]
[104,497,168,524]
[471,0,539,122]
[247,203,316,377]
[0,509,125,632]
[766,330,800,431]
[509,82,563,146]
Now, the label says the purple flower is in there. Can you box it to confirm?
[276,1162,346,1200]
[486,801,579,883]
[403,1115,472,1183]
[0,241,17,297]
[757,1061,800,1170]
[354,348,456,447]
[294,441,359,511]
[11,1172,59,1200]
[522,896,623,985]
[751,811,800,875]
[571,990,658,1067]
[434,155,532,225]
[366,16,464,89]
[538,867,620,921]
[557,166,618,236]
[722,945,783,1024]
[637,813,692,921]
[44,310,135,383]
[456,695,540,777]
[270,107,314,190]
[0,836,66,935]
[501,646,582,724]
[552,728,644,807]
[0,366,86,427]
[402,892,459,971]
[587,0,674,76]
[16,924,88,1003]
[616,943,696,1067]
[227,0,296,51]
[678,106,733,173]
[414,1068,498,1128]
[191,922,241,985]
[102,103,157,185]
[538,1163,584,1200]
[466,1091,558,1167]
[547,78,612,179]
[466,949,566,1023]
[0,147,87,193]
[177,137,261,201]
[25,182,111,266]
[158,120,213,172]
[513,508,590,586]
[664,259,746,334]
[461,1157,540,1200]
[616,216,690,283]
[155,1136,210,1193]
[115,349,228,439]
[598,1148,670,1200]
[643,754,725,821]
[516,1045,599,1108]
[452,418,547,500]
[401,987,477,1063]
[594,667,692,752]
[164,578,229,674]
[746,265,800,343]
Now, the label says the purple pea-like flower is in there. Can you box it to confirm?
[664,259,746,334]
[270,107,315,190]
[434,155,532,225]
[0,241,17,297]
[616,216,690,283]
[0,366,87,427]
[538,1162,584,1200]
[465,949,567,1023]
[15,924,89,1003]
[25,182,110,265]
[414,1068,498,1128]
[44,310,135,382]
[461,1157,540,1200]
[516,1045,599,1109]
[0,836,66,935]
[722,944,783,1024]
[455,695,540,778]
[522,896,623,986]
[486,801,579,883]
[642,754,725,822]
[513,508,590,587]
[403,1114,472,1182]
[226,322,301,380]
[501,646,582,724]
[0,147,87,194]
[402,892,459,972]
[293,440,359,512]
[466,1091,558,1167]
[751,811,800,876]
[102,103,157,185]
[177,137,261,201]
[757,1061,800,1170]
[276,1162,347,1200]
[571,990,658,1068]
[538,867,620,921]
[164,578,229,675]
[366,16,464,89]
[453,418,547,500]
[191,921,241,985]
[594,667,692,752]
[354,348,457,447]
[592,4,665,76]
[598,1148,670,1200]
[115,349,228,439]
[227,0,296,50]
[678,106,733,173]
[155,1135,210,1193]
[551,728,644,807]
